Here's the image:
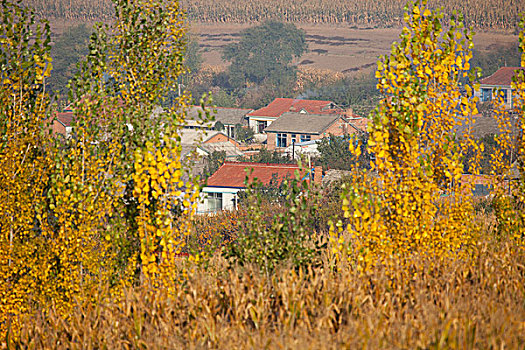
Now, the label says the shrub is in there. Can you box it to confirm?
[223,173,325,273]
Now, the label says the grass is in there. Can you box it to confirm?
[15,220,525,349]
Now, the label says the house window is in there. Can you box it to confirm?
[277,133,287,148]
[291,134,297,143]
[257,120,268,133]
[481,88,492,102]
[207,192,223,212]
[501,89,508,104]
[227,125,235,139]
[472,184,491,197]
[300,134,311,142]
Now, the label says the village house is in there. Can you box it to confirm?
[246,98,345,133]
[198,161,322,213]
[186,106,252,138]
[51,111,74,137]
[263,112,367,150]
[196,132,244,159]
[477,67,525,109]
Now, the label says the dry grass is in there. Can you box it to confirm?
[28,0,523,31]
[193,24,518,75]
[16,230,525,349]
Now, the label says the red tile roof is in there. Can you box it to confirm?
[206,161,302,188]
[247,98,339,119]
[55,112,74,127]
[480,67,525,86]
[346,117,370,132]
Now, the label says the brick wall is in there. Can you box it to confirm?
[266,117,353,150]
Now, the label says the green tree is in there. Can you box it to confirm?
[223,21,307,89]
[213,121,224,131]
[316,134,370,170]
[184,33,202,75]
[203,150,226,178]
[234,123,254,142]
[47,24,92,104]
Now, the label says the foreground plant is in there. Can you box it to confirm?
[223,170,324,274]
[0,0,204,338]
[335,0,482,271]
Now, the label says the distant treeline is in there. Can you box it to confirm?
[28,0,522,31]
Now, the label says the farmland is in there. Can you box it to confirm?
[192,23,519,75]
[40,0,521,77]
[27,0,524,30]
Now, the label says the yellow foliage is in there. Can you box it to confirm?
[490,18,525,246]
[336,0,482,273]
[0,0,204,339]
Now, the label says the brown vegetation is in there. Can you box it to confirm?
[29,0,522,31]
[16,230,525,348]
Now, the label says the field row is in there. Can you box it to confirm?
[28,0,523,30]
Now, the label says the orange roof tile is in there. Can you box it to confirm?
[247,98,339,119]
[347,117,370,132]
[55,112,74,127]
[206,161,302,188]
[480,67,525,86]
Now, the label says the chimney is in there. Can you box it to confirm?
[313,166,323,185]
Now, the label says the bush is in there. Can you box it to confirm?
[223,174,325,273]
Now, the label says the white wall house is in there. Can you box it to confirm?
[197,161,302,214]
[198,187,240,214]
[476,67,525,110]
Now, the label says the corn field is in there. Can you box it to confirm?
[15,236,525,348]
[26,0,522,30]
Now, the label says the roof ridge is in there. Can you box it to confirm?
[222,161,299,167]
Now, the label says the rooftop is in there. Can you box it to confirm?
[188,106,252,126]
[247,98,340,119]
[206,161,301,188]
[55,112,74,127]
[455,113,520,139]
[480,67,525,86]
[347,117,370,132]
[263,112,342,134]
[199,142,244,158]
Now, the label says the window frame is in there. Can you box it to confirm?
[300,134,311,143]
[208,192,223,212]
[257,120,268,133]
[277,133,288,148]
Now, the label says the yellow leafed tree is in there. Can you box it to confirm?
[334,0,482,272]
[0,0,54,335]
[0,0,203,338]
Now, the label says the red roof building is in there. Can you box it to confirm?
[478,67,525,109]
[50,111,74,136]
[206,161,302,189]
[480,67,524,86]
[199,161,322,213]
[246,98,345,133]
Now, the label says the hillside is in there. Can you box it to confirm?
[28,0,522,31]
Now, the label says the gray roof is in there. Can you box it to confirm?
[264,112,342,134]
[188,106,252,126]
[199,142,244,158]
[455,113,520,139]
